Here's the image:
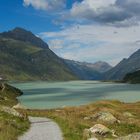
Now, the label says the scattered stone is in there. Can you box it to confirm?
[13,103,27,109]
[1,106,23,117]
[92,111,119,124]
[89,124,111,135]
[84,117,91,120]
[116,132,140,140]
[123,112,134,118]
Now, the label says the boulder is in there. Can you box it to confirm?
[89,124,111,135]
[92,112,119,124]
[1,106,23,117]
[116,132,140,140]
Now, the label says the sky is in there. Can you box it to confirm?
[0,0,140,66]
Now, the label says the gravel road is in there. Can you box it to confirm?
[18,117,63,140]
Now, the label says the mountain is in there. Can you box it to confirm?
[64,60,112,80]
[0,27,48,49]
[123,70,140,83]
[84,61,112,73]
[104,49,140,80]
[0,27,77,81]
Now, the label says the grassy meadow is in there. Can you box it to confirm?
[23,100,140,140]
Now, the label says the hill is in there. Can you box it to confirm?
[104,49,140,80]
[0,28,77,81]
[123,70,140,83]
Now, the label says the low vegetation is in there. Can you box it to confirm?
[0,110,29,140]
[0,83,30,140]
[25,100,140,140]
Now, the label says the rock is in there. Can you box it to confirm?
[1,106,23,117]
[89,124,111,135]
[116,132,140,140]
[123,112,134,118]
[84,117,91,120]
[13,103,27,109]
[92,111,119,124]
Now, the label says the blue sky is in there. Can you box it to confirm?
[0,0,140,65]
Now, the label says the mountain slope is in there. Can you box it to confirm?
[123,70,140,83]
[0,27,49,49]
[0,28,77,81]
[104,49,140,80]
[64,60,112,80]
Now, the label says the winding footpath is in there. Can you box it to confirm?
[18,117,63,140]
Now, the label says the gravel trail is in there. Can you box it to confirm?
[18,117,63,140]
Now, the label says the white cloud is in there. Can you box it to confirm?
[48,39,64,49]
[23,0,66,11]
[69,0,140,26]
[40,24,140,66]
[71,0,116,12]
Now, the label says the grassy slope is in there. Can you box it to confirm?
[26,100,140,140]
[0,83,30,140]
[0,37,77,81]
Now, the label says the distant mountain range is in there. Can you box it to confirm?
[64,60,112,80]
[104,49,140,80]
[0,27,139,81]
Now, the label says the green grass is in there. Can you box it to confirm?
[0,83,22,107]
[0,111,30,140]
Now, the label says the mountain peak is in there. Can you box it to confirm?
[13,27,29,31]
[0,27,49,49]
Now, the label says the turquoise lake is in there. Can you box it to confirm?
[12,81,140,109]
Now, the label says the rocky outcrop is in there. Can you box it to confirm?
[0,106,23,117]
[89,124,111,135]
[13,103,27,109]
[92,112,119,124]
[84,111,119,124]
[83,124,111,139]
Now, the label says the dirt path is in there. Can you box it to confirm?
[18,117,63,140]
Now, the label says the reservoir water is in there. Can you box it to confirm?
[12,81,140,109]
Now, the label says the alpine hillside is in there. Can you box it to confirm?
[104,49,140,80]
[0,27,77,81]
